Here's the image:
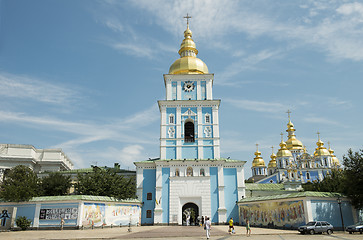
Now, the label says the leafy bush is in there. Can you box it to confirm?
[16,216,32,230]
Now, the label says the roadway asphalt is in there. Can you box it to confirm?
[1,225,361,240]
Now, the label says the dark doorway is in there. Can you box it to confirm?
[182,202,199,226]
[184,121,195,142]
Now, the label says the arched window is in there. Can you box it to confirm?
[175,169,180,177]
[184,121,195,142]
[200,168,205,176]
[306,172,310,179]
[187,167,193,176]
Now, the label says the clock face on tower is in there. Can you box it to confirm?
[183,81,195,92]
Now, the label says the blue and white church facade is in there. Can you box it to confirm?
[134,22,246,225]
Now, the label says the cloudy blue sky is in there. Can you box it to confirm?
[1,0,362,179]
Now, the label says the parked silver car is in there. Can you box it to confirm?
[298,221,334,235]
[346,222,363,234]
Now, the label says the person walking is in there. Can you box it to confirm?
[204,216,211,239]
[60,218,65,230]
[228,217,234,234]
[246,219,251,237]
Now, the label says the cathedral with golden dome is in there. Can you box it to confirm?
[251,112,340,186]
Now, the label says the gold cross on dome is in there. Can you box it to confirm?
[271,146,274,154]
[184,13,192,25]
[280,132,284,141]
[286,109,291,120]
[317,131,320,140]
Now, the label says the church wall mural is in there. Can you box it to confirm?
[82,202,140,227]
[239,200,305,228]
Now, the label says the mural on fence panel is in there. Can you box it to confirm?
[82,203,140,227]
[239,200,305,228]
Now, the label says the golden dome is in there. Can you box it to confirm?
[314,139,330,156]
[286,120,303,150]
[276,139,293,157]
[252,149,266,167]
[169,24,209,74]
[328,146,340,166]
[268,152,277,168]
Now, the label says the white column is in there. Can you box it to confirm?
[160,106,167,159]
[217,166,227,223]
[176,106,182,159]
[136,167,143,201]
[196,80,201,100]
[236,166,245,200]
[33,203,41,228]
[177,81,182,100]
[206,79,213,100]
[154,166,163,224]
[77,202,83,228]
[166,80,172,100]
[197,106,203,159]
[304,199,313,222]
[212,105,220,159]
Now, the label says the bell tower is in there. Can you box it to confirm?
[158,16,221,160]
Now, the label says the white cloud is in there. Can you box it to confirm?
[224,98,286,113]
[0,72,80,105]
[112,42,154,58]
[302,116,340,126]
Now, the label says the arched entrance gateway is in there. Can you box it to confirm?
[182,202,199,226]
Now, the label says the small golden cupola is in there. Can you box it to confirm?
[314,132,330,156]
[276,133,293,157]
[252,144,266,167]
[169,15,209,75]
[328,142,340,166]
[268,146,277,168]
[285,111,303,150]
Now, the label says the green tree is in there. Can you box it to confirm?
[75,166,136,199]
[342,148,363,209]
[0,165,39,202]
[39,172,72,196]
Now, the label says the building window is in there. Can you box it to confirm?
[200,168,205,176]
[306,172,310,179]
[187,167,193,176]
[169,114,174,124]
[175,169,180,177]
[184,121,195,142]
[147,193,152,200]
[146,210,152,218]
[205,114,210,123]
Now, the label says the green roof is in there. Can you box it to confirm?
[238,191,344,203]
[28,195,140,203]
[245,183,285,191]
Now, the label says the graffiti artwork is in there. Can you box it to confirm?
[39,208,78,220]
[239,200,305,228]
[82,203,140,227]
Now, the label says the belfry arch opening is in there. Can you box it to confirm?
[182,202,199,226]
[184,120,195,143]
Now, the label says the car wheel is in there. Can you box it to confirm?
[309,229,315,235]
[349,231,352,234]
[327,229,332,235]
[300,232,305,235]
[360,229,362,234]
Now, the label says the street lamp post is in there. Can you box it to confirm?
[337,197,345,232]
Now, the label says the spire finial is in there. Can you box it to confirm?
[271,146,274,154]
[280,132,284,142]
[286,109,291,121]
[184,13,192,27]
[328,141,331,148]
[256,143,259,152]
[317,131,320,140]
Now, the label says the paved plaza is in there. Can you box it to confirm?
[1,226,362,240]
